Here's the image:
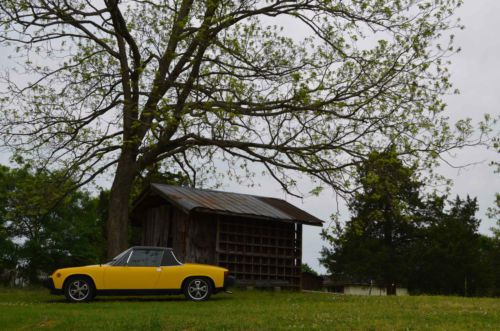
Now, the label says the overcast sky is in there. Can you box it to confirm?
[0,1,499,273]
[222,0,500,273]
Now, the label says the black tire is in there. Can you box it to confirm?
[183,277,212,301]
[64,276,95,303]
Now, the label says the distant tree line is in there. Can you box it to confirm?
[320,149,500,296]
[301,263,319,276]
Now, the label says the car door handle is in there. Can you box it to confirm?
[156,267,161,272]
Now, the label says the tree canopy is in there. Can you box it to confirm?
[0,0,481,256]
[320,148,423,293]
[320,151,499,296]
[0,165,105,284]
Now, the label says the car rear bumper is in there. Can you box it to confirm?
[43,278,62,295]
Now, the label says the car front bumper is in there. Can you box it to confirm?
[43,277,62,295]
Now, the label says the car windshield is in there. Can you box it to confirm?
[106,248,131,265]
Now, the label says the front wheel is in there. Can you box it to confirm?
[64,276,95,303]
[183,277,212,301]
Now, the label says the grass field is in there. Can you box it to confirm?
[0,288,499,330]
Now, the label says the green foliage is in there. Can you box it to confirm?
[130,165,190,202]
[0,165,105,284]
[320,148,422,289]
[408,196,497,296]
[487,193,500,228]
[0,166,17,277]
[0,225,17,282]
[301,263,319,276]
[320,151,499,296]
[0,0,481,196]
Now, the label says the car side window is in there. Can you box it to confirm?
[161,250,182,266]
[127,249,163,267]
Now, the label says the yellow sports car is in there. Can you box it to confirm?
[44,246,235,302]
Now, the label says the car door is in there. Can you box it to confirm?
[156,250,185,289]
[104,248,163,290]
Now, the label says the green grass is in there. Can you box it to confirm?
[0,288,499,330]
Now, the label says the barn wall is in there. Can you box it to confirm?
[216,216,302,289]
[169,208,190,261]
[138,204,217,265]
[183,212,217,264]
[140,204,172,247]
[301,272,323,291]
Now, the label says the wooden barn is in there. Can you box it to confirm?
[131,184,323,289]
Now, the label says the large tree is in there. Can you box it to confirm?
[0,0,475,257]
[0,166,17,283]
[320,148,423,294]
[410,195,483,295]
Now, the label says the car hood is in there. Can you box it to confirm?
[53,264,105,274]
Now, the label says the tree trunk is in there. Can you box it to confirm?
[107,151,137,259]
[387,282,396,295]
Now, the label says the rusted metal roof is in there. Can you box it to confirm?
[146,183,323,226]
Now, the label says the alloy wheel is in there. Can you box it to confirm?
[68,279,90,301]
[187,279,209,300]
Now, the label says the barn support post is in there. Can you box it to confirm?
[215,215,221,265]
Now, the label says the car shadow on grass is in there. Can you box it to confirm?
[46,295,232,304]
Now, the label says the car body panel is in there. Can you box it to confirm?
[103,266,162,289]
[51,265,104,290]
[156,263,226,289]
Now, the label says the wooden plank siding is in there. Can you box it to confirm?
[215,216,302,289]
[139,206,217,265]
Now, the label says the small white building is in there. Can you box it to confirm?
[342,284,408,296]
[323,277,409,296]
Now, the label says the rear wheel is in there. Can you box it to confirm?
[64,276,94,303]
[183,277,212,301]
